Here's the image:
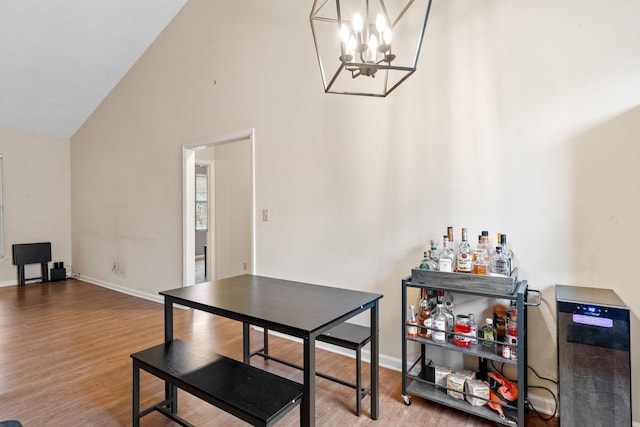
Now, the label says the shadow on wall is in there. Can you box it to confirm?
[571,104,640,422]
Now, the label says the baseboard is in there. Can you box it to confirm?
[78,275,164,304]
[0,279,18,287]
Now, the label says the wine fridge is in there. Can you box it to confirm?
[556,285,631,426]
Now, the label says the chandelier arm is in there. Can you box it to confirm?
[391,0,417,27]
[327,62,348,91]
[311,0,333,17]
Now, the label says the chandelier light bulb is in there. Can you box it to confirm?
[347,35,357,57]
[383,27,392,45]
[352,13,363,33]
[368,34,378,62]
[375,13,387,33]
[340,24,350,44]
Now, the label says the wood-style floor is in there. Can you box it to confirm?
[0,280,558,426]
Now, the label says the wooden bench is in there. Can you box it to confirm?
[131,339,303,427]
[255,322,372,416]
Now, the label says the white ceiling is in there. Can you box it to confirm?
[0,0,187,138]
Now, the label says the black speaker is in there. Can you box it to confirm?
[50,268,66,282]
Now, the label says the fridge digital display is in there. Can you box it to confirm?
[572,314,613,328]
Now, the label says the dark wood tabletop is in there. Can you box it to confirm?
[161,274,383,337]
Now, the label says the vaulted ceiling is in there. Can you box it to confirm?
[0,0,186,138]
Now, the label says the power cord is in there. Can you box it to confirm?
[488,360,558,422]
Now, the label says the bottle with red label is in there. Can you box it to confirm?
[455,227,473,273]
[454,315,472,347]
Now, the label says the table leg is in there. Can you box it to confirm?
[302,334,316,427]
[132,361,140,427]
[243,322,250,364]
[164,298,177,413]
[371,302,380,419]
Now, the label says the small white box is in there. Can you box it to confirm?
[435,366,452,388]
[465,379,490,406]
[446,373,466,399]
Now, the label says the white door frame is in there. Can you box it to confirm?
[182,128,256,286]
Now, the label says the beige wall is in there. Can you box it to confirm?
[70,0,640,418]
[0,128,71,284]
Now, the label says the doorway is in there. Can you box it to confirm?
[183,129,256,286]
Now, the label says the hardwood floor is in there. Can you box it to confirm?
[0,280,558,426]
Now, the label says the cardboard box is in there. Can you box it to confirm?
[465,379,490,406]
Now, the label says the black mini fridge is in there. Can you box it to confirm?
[556,285,631,426]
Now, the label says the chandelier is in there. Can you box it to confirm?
[310,0,434,97]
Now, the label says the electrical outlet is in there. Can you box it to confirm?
[262,208,269,221]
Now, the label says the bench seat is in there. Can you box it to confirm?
[131,339,303,427]
[255,322,371,416]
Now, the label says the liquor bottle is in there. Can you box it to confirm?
[437,236,455,272]
[490,246,510,277]
[417,249,437,271]
[417,292,432,339]
[481,230,492,259]
[447,226,454,247]
[473,251,488,275]
[472,234,489,274]
[436,291,455,332]
[481,318,496,351]
[455,228,473,273]
[505,301,518,360]
[493,300,508,341]
[499,234,514,274]
[429,239,439,264]
[472,235,483,262]
[407,305,418,338]
[468,313,478,344]
[431,302,448,344]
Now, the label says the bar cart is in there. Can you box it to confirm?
[401,270,540,426]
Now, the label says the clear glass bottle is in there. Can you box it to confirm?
[468,313,478,345]
[472,241,488,275]
[481,318,496,351]
[472,235,484,262]
[431,302,448,344]
[418,249,437,271]
[437,236,455,272]
[455,227,473,273]
[435,290,454,332]
[407,305,418,338]
[417,291,432,339]
[490,246,510,276]
[500,234,514,274]
[429,239,439,264]
[447,226,455,247]
[481,230,491,258]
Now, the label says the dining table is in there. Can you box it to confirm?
[160,274,383,427]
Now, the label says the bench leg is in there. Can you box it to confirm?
[264,327,269,354]
[165,382,178,413]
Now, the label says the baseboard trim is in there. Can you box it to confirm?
[78,275,164,304]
